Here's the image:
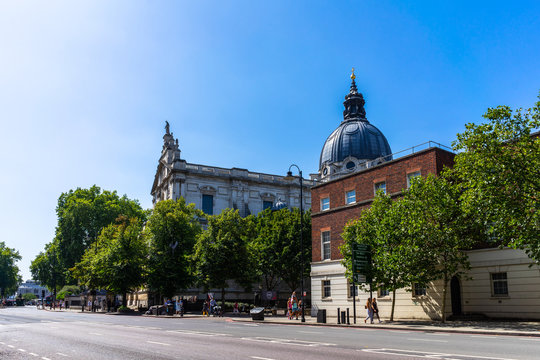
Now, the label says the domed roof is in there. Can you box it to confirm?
[319,72,392,171]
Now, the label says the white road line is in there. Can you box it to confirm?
[29,353,39,357]
[42,357,52,360]
[243,324,259,326]
[7,344,14,348]
[0,341,4,344]
[519,338,540,341]
[406,338,448,343]
[298,331,321,334]
[57,352,69,356]
[147,341,170,346]
[425,333,451,336]
[362,348,518,360]
[18,348,26,352]
[250,357,275,360]
[89,332,102,336]
[471,335,495,339]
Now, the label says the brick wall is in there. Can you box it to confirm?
[311,147,455,262]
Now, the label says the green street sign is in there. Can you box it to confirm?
[352,243,372,283]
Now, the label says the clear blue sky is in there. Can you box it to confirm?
[1,1,539,280]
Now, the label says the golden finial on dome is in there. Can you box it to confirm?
[350,67,356,80]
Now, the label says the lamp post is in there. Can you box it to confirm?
[284,164,305,323]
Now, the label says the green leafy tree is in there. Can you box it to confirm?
[0,242,22,298]
[52,186,146,285]
[403,174,478,322]
[72,217,147,306]
[341,194,420,321]
[250,208,312,296]
[453,94,540,261]
[30,242,63,296]
[145,199,203,301]
[22,293,37,301]
[193,209,255,306]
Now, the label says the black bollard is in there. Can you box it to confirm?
[347,308,350,325]
[337,307,341,324]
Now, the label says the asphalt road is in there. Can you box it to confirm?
[1,307,539,359]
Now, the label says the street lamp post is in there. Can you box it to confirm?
[285,164,305,323]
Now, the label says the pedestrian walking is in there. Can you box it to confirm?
[364,297,374,324]
[372,298,381,323]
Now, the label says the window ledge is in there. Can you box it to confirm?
[490,295,510,299]
[321,298,333,302]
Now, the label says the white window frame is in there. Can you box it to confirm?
[322,280,331,299]
[407,171,421,188]
[374,181,386,195]
[321,231,331,260]
[321,197,330,211]
[491,272,509,297]
[345,190,356,204]
[378,288,389,298]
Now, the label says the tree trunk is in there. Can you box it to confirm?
[441,275,448,323]
[122,292,127,309]
[390,288,396,322]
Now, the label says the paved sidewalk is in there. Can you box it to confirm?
[231,314,540,337]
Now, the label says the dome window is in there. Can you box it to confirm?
[346,161,355,170]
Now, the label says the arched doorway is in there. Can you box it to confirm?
[450,276,462,316]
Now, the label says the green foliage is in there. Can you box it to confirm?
[193,209,255,302]
[30,242,63,293]
[53,186,146,286]
[403,174,477,322]
[72,217,147,305]
[0,242,22,297]
[452,94,540,261]
[250,208,312,293]
[145,198,203,299]
[31,186,145,290]
[22,293,37,301]
[341,194,419,321]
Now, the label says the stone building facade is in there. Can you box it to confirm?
[151,122,312,217]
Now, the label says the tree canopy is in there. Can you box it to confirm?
[452,94,540,261]
[193,209,255,305]
[72,216,147,306]
[250,208,312,294]
[145,198,203,300]
[0,242,22,297]
[32,185,145,288]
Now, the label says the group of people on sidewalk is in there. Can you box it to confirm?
[287,291,302,320]
[365,297,381,324]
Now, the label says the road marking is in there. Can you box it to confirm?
[362,348,518,360]
[18,348,26,352]
[471,335,495,339]
[147,341,170,346]
[241,337,335,347]
[243,323,259,326]
[407,338,448,343]
[426,333,450,336]
[89,332,102,336]
[519,338,540,341]
[7,344,14,348]
[250,357,275,360]
[42,357,52,360]
[298,331,321,334]
[29,353,39,357]
[0,341,4,344]
[57,352,69,357]
[166,329,228,337]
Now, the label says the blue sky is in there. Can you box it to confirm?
[1,1,539,280]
